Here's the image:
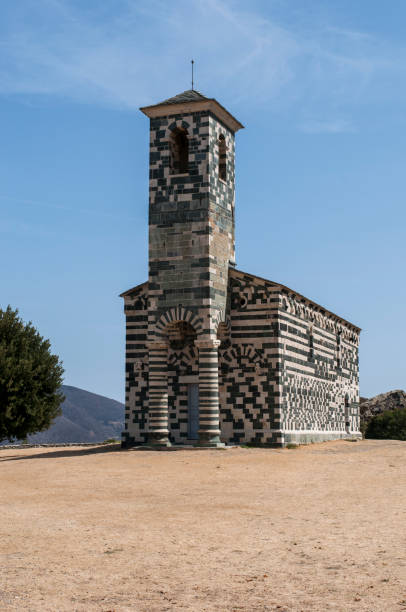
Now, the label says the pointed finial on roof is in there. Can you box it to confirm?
[191,59,194,91]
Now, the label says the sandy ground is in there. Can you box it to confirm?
[0,439,405,612]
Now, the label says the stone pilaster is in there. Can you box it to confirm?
[146,341,171,447]
[195,338,224,447]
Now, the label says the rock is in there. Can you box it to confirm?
[360,390,406,427]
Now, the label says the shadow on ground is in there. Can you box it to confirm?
[0,444,123,462]
[1,439,405,463]
[0,443,230,462]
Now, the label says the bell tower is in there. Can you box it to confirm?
[140,90,243,446]
[141,90,243,335]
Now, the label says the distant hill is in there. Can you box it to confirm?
[360,390,406,429]
[25,385,124,444]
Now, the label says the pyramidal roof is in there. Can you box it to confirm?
[140,89,244,132]
[156,89,208,105]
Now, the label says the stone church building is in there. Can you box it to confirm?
[121,90,361,447]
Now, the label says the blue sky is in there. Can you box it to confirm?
[1,0,405,401]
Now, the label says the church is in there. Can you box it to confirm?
[121,89,361,448]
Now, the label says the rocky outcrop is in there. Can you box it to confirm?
[360,390,406,425]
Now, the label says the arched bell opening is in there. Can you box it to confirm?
[169,127,189,174]
[218,133,227,181]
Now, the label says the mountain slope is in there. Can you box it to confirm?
[27,385,124,443]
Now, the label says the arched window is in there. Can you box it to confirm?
[336,331,342,369]
[345,395,350,432]
[308,325,314,361]
[218,134,226,181]
[170,128,189,174]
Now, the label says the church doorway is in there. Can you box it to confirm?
[187,383,199,440]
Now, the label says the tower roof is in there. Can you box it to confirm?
[140,89,244,133]
[155,89,208,105]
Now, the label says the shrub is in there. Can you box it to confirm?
[364,408,406,441]
[0,306,64,442]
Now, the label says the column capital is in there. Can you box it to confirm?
[195,338,221,350]
[146,340,169,350]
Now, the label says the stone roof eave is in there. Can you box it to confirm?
[119,280,148,298]
[140,99,244,133]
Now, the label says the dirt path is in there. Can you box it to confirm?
[1,439,405,611]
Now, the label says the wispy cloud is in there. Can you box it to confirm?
[0,0,405,125]
[300,118,356,134]
[0,193,138,222]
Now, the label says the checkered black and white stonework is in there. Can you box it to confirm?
[121,90,361,447]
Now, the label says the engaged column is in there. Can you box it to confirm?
[147,341,171,447]
[195,338,223,447]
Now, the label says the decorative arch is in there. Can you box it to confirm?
[211,309,226,334]
[221,345,265,368]
[216,310,231,348]
[168,344,198,369]
[154,307,204,340]
[132,293,148,311]
[230,280,252,311]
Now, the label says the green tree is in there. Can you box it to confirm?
[0,306,64,442]
[365,408,406,441]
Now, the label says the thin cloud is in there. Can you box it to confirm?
[326,26,374,43]
[300,118,356,134]
[0,194,138,222]
[0,0,405,118]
